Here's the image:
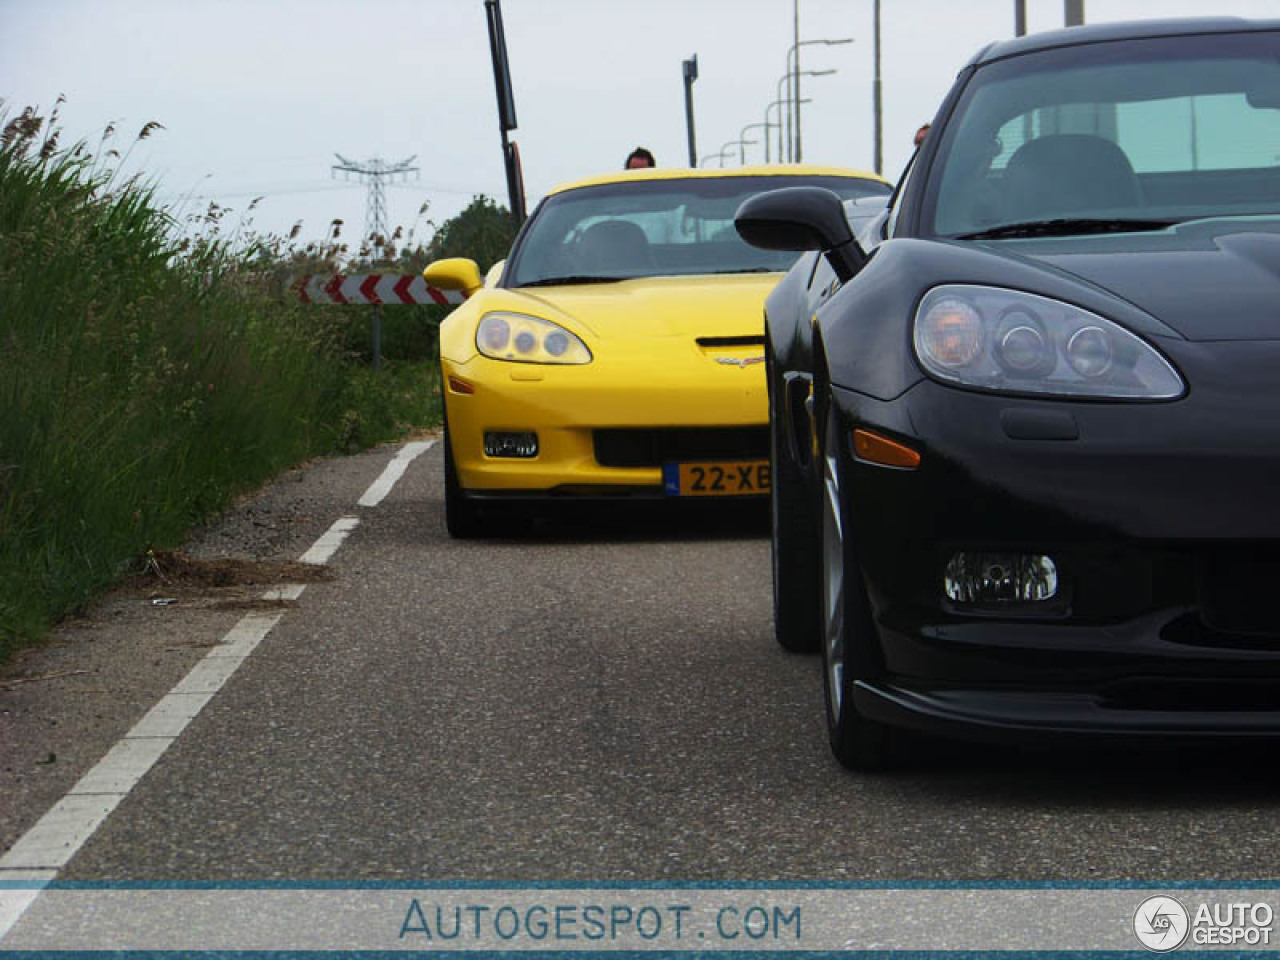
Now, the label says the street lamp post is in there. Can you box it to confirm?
[774,70,832,162]
[786,37,853,162]
[766,94,813,163]
[739,122,768,164]
[792,0,800,167]
[775,74,790,160]
[714,143,738,168]
[763,102,778,163]
[723,138,759,166]
[682,54,699,166]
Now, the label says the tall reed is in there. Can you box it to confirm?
[0,106,438,657]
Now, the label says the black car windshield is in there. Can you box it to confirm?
[505,175,890,287]
[927,30,1280,238]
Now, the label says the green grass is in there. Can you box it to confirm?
[0,108,442,660]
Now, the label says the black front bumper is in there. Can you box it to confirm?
[855,681,1280,743]
[830,359,1280,740]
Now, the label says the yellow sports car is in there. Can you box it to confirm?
[425,164,890,537]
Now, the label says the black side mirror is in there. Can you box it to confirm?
[734,186,868,282]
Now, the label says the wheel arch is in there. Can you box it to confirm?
[814,359,890,681]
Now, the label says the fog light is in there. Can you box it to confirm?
[484,431,538,458]
[944,552,1058,603]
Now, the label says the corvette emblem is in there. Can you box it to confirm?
[716,356,766,368]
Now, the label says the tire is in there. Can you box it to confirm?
[443,417,486,539]
[817,396,899,771]
[769,352,821,653]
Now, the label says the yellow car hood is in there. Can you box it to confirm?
[496,273,779,342]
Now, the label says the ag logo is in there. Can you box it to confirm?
[1134,896,1190,952]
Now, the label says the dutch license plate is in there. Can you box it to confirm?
[662,460,771,497]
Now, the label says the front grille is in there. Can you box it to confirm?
[1197,548,1280,637]
[594,427,768,468]
[1101,677,1280,711]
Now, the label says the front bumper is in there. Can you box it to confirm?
[855,682,1280,743]
[831,345,1280,739]
[443,352,768,496]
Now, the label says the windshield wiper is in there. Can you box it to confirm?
[711,267,777,275]
[956,218,1180,241]
[517,275,627,288]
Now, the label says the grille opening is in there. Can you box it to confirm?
[1100,677,1280,712]
[594,427,768,468]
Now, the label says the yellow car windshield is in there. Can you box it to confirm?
[506,175,889,287]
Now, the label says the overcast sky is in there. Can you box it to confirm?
[3,0,1278,252]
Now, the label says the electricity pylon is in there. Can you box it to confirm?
[332,154,420,248]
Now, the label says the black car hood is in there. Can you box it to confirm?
[990,217,1280,342]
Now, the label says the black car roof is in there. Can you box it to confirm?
[968,17,1280,68]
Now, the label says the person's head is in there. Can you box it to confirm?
[625,147,656,169]
[914,124,932,148]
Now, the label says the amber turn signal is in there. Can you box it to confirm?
[852,428,921,470]
[447,376,476,395]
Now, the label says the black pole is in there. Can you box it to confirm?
[484,0,526,223]
[506,139,526,225]
[873,0,882,175]
[1065,0,1084,26]
[683,55,698,167]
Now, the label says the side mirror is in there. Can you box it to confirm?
[734,186,868,282]
[424,257,484,294]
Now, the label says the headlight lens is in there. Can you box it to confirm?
[913,285,1183,399]
[918,296,983,368]
[475,312,592,365]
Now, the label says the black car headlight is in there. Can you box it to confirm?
[476,312,592,365]
[913,285,1184,400]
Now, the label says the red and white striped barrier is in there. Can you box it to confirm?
[297,275,469,306]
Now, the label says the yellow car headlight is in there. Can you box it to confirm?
[476,312,592,365]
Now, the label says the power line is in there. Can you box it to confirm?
[170,179,493,203]
[178,184,356,201]
[386,182,499,197]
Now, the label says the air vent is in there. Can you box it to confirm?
[695,335,765,348]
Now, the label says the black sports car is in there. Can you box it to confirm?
[735,18,1280,770]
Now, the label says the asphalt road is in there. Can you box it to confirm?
[7,440,1280,882]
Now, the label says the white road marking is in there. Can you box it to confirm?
[357,439,435,507]
[169,654,254,695]
[0,871,55,933]
[263,584,307,603]
[0,440,430,940]
[126,693,215,739]
[67,738,174,796]
[206,612,286,659]
[0,796,122,871]
[298,515,359,565]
